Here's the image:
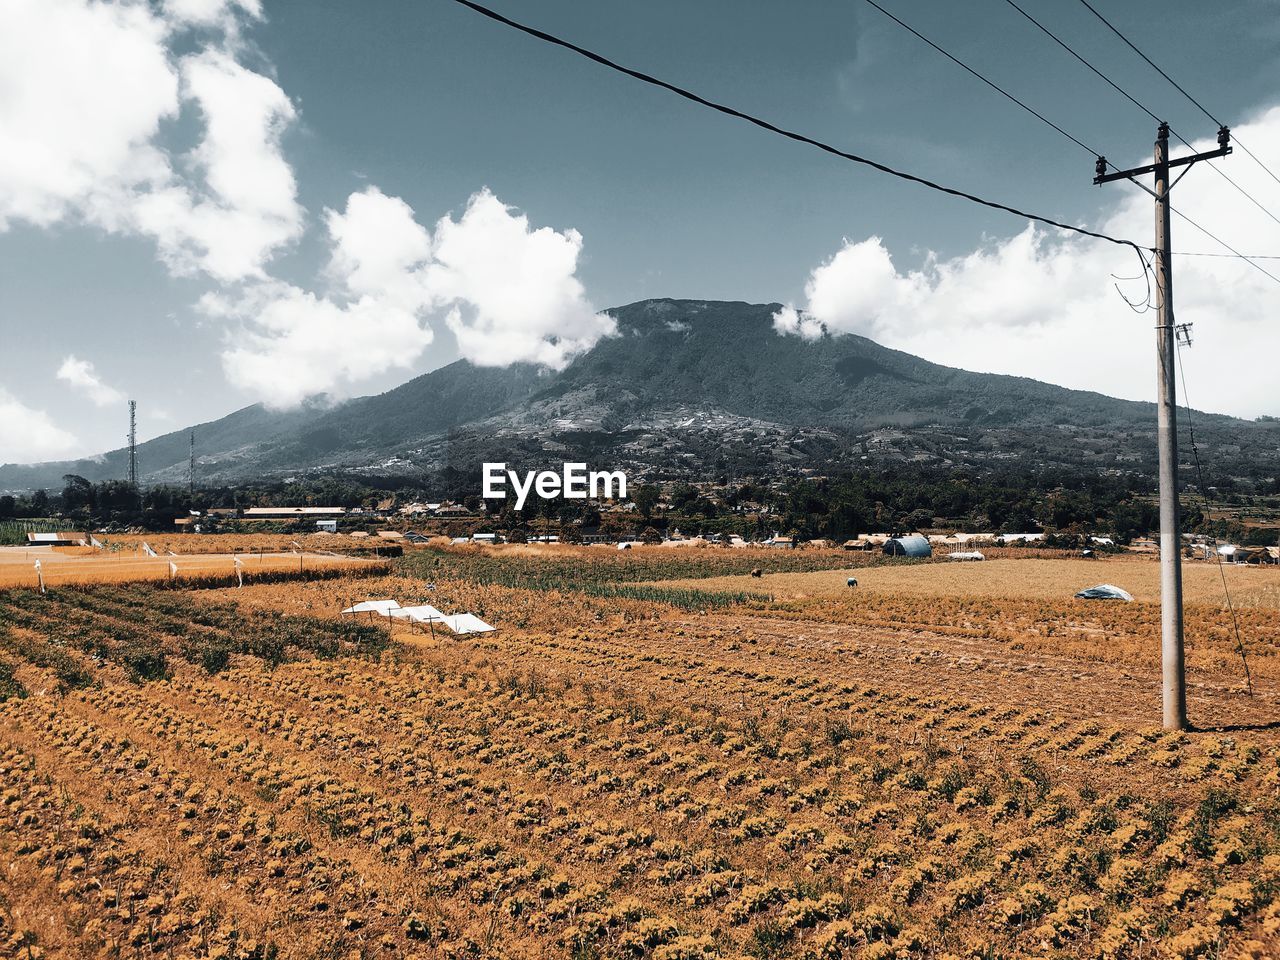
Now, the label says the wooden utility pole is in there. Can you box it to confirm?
[1095,122,1231,730]
[1152,128,1187,731]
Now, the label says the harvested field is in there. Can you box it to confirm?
[3,543,1280,958]
[105,533,307,555]
[653,555,1280,607]
[108,533,404,557]
[0,544,383,588]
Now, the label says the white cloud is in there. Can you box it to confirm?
[133,49,301,281]
[3,3,610,413]
[776,108,1280,419]
[326,187,432,305]
[6,3,1276,435]
[771,303,822,340]
[56,356,126,407]
[0,0,300,281]
[162,0,261,29]
[0,0,178,229]
[218,283,436,408]
[426,190,616,369]
[216,187,612,407]
[211,187,435,407]
[0,388,79,464]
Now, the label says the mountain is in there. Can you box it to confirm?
[5,299,1278,491]
[0,360,546,490]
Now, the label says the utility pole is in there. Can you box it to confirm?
[1095,122,1231,731]
[189,429,196,495]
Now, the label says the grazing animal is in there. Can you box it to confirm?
[847,577,858,588]
[750,568,763,579]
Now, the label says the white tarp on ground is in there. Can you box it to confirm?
[948,551,986,561]
[342,600,495,633]
[1074,584,1134,602]
[389,604,448,623]
[342,599,402,615]
[441,614,497,635]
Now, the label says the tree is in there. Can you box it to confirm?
[61,475,93,514]
[904,508,933,532]
[640,526,662,544]
[599,514,628,540]
[669,483,698,511]
[633,485,660,521]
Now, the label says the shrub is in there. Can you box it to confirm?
[200,645,232,675]
[0,655,25,701]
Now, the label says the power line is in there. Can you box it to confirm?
[1230,142,1280,194]
[449,0,1280,280]
[1076,0,1220,126]
[1002,0,1280,232]
[1173,250,1280,260]
[1075,0,1280,193]
[1168,204,1280,286]
[1201,160,1280,231]
[860,0,1101,160]
[1001,0,1159,124]
[1174,339,1252,695]
[446,0,1140,251]
[863,0,1280,279]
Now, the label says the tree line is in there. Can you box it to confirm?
[2,464,1273,546]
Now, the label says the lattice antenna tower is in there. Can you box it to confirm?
[127,400,138,487]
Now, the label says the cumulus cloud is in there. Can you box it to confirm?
[133,49,301,281]
[208,187,434,407]
[0,0,178,229]
[56,356,126,407]
[0,388,79,464]
[217,282,437,407]
[0,0,300,280]
[775,109,1280,419]
[4,2,609,413]
[214,187,611,406]
[325,187,432,305]
[426,190,616,369]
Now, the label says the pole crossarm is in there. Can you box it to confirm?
[1094,145,1231,184]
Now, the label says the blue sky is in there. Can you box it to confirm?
[2,0,1279,463]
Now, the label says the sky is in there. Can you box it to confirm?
[2,0,1279,464]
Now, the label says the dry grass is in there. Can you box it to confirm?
[0,545,378,588]
[3,551,1280,958]
[654,555,1280,608]
[106,532,333,555]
